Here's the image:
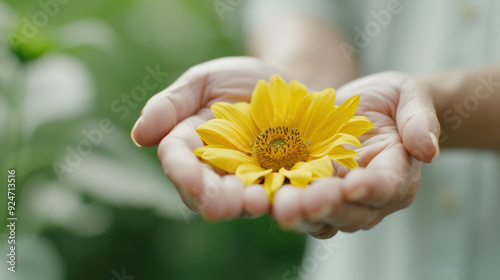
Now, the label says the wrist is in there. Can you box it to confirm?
[418,70,466,118]
[418,67,500,149]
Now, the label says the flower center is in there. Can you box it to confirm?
[252,126,310,172]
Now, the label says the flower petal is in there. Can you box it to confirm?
[250,80,274,131]
[339,115,374,137]
[194,147,258,173]
[289,92,315,129]
[332,157,359,169]
[193,144,227,157]
[297,88,336,141]
[279,162,312,188]
[235,163,272,185]
[327,146,360,160]
[313,95,360,144]
[310,133,361,158]
[211,102,258,139]
[307,156,334,179]
[268,75,290,124]
[263,172,285,204]
[197,119,253,153]
[283,80,309,126]
[289,80,308,100]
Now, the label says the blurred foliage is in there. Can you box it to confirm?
[0,0,306,279]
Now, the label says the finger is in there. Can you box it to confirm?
[323,203,380,232]
[304,179,380,231]
[132,68,206,147]
[272,185,306,228]
[157,109,212,204]
[332,160,350,178]
[131,57,278,147]
[274,181,381,233]
[158,108,251,221]
[296,166,342,239]
[243,184,270,216]
[396,80,441,163]
[221,175,245,219]
[302,177,343,221]
[197,166,229,221]
[308,224,339,239]
[290,222,326,233]
[362,216,385,230]
[341,147,419,208]
[190,165,246,221]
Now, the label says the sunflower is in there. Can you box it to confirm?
[193,75,373,203]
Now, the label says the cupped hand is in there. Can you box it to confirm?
[271,72,441,239]
[131,57,287,220]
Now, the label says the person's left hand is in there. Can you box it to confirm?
[131,57,289,221]
[270,72,441,239]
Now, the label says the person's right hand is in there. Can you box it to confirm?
[270,72,440,239]
[131,57,286,221]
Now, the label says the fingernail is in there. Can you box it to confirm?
[429,132,440,161]
[347,186,367,201]
[308,205,332,222]
[130,116,143,147]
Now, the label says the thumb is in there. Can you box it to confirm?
[396,81,440,163]
[130,56,278,147]
[131,66,207,147]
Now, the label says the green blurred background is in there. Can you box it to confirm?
[0,0,305,279]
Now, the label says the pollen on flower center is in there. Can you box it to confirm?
[252,126,310,172]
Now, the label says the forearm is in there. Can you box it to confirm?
[422,65,500,150]
[246,12,359,90]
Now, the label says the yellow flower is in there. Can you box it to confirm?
[193,75,373,203]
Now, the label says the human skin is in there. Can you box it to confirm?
[131,13,499,239]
